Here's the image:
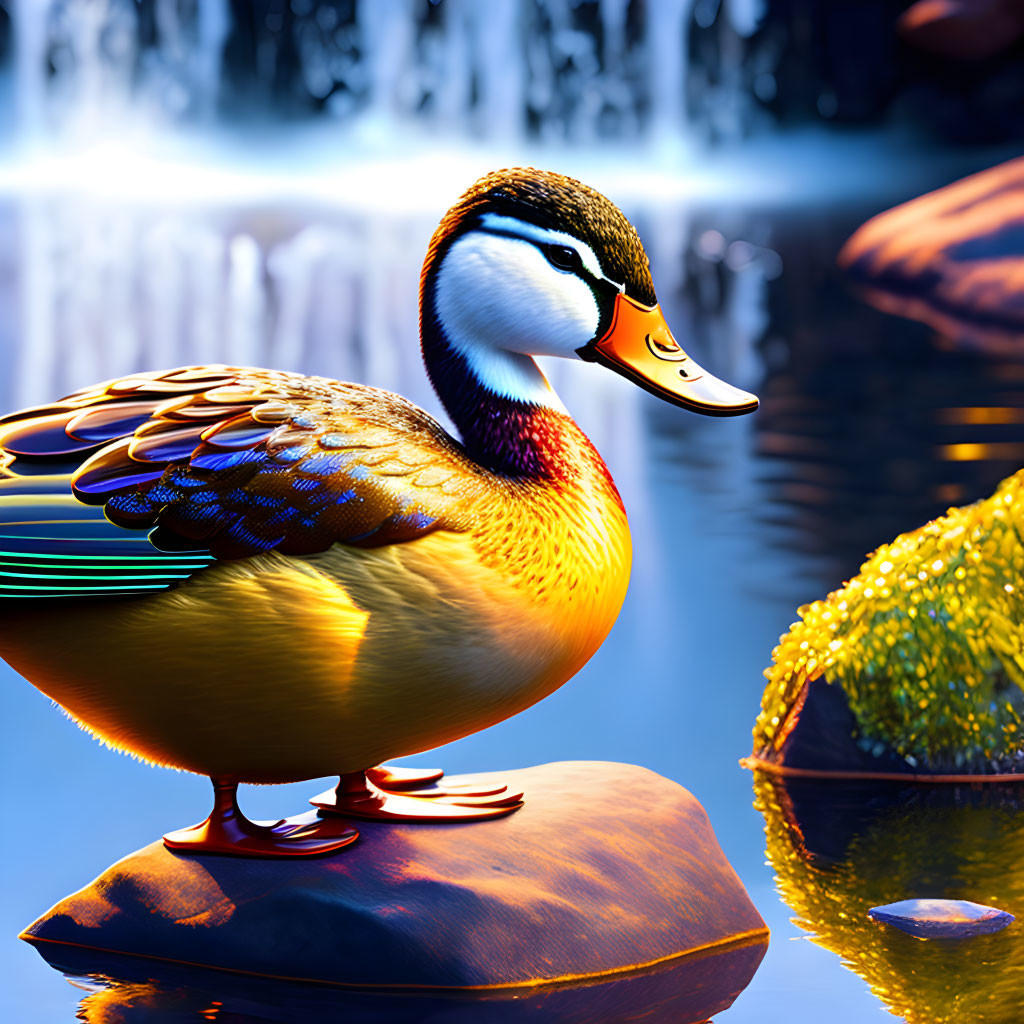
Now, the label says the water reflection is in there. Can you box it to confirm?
[1,196,435,414]
[750,207,1024,580]
[634,200,1024,593]
[36,940,766,1023]
[754,771,1024,1023]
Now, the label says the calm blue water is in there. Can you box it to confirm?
[1,145,1020,1022]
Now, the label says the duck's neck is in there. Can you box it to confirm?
[420,302,613,488]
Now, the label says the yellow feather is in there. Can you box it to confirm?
[2,482,630,782]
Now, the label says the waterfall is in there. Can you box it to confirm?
[0,0,782,531]
[7,0,704,145]
[11,0,230,142]
[0,0,710,418]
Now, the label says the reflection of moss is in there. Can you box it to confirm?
[755,772,1024,1023]
[754,471,1024,770]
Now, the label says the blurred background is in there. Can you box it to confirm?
[1,1,1024,1021]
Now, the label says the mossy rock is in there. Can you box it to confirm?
[753,470,1024,777]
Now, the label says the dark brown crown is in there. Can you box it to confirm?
[422,167,657,307]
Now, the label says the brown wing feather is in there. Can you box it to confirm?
[0,366,485,559]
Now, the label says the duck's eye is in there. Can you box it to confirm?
[542,245,583,273]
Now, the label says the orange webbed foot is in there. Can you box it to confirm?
[164,778,359,858]
[312,766,523,822]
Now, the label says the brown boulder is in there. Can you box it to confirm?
[840,157,1024,353]
[899,0,1024,61]
[22,762,767,1019]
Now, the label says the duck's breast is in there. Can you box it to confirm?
[0,485,630,781]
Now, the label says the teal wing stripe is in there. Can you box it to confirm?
[0,569,201,580]
[0,474,214,599]
[0,550,208,561]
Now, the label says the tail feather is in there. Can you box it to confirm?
[0,473,213,599]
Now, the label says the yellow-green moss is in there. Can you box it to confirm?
[755,471,1024,769]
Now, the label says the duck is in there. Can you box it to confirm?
[0,167,757,857]
[752,468,1024,778]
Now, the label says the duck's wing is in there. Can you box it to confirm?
[0,474,218,599]
[0,367,485,593]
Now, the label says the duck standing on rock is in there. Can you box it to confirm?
[0,168,757,857]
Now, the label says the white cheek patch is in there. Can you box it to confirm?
[434,232,602,407]
[437,232,601,358]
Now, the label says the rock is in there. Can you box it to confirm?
[22,762,767,1009]
[752,675,920,780]
[869,898,1015,939]
[899,0,1024,61]
[839,157,1024,352]
[752,469,1024,778]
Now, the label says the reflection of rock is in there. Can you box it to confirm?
[23,763,767,1004]
[752,470,1024,776]
[41,938,767,1024]
[755,772,1024,1023]
[840,158,1024,353]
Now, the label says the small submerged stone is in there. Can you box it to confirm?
[868,899,1014,939]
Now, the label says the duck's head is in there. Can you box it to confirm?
[421,167,758,417]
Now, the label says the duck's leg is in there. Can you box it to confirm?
[164,777,359,857]
[311,769,523,822]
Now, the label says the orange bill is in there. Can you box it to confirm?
[581,293,759,416]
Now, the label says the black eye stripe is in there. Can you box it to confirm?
[471,222,622,299]
[472,223,586,272]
